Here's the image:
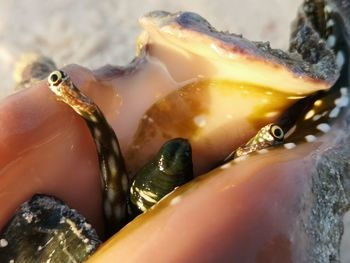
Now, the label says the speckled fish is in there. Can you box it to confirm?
[224,123,285,161]
[0,64,195,262]
[47,70,194,238]
[278,0,350,144]
[220,0,350,160]
[125,6,339,176]
[47,70,130,238]
[87,0,350,262]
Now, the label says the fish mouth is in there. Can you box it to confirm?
[0,0,349,262]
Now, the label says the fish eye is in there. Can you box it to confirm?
[48,70,65,86]
[270,125,284,140]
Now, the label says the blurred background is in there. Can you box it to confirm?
[2,0,350,261]
[0,0,301,97]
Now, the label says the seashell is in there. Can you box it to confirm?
[126,8,338,176]
[87,0,350,262]
[0,0,349,261]
[47,70,194,238]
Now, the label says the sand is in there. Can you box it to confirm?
[0,0,301,97]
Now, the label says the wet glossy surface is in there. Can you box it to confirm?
[89,136,329,262]
[0,0,349,261]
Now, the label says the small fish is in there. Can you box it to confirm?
[277,0,350,147]
[0,70,196,262]
[48,70,130,238]
[223,0,350,162]
[224,124,284,161]
[130,138,194,215]
[48,70,195,237]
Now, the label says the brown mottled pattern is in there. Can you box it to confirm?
[48,72,129,239]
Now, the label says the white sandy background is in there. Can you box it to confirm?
[0,0,302,97]
[1,0,350,261]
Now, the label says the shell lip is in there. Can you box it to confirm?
[138,11,338,95]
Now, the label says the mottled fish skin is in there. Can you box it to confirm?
[130,138,194,216]
[48,71,130,239]
[278,0,350,146]
[224,124,284,161]
[0,195,101,263]
[224,0,350,160]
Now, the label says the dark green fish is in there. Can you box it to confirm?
[130,138,194,215]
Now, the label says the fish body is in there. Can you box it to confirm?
[224,124,284,161]
[48,71,195,237]
[223,0,350,160]
[130,138,194,215]
[279,0,350,146]
[48,71,130,238]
